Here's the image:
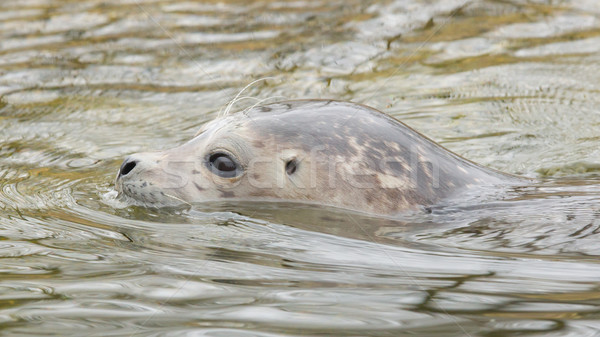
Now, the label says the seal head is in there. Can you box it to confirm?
[115,100,508,215]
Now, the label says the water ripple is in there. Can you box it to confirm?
[1,0,600,336]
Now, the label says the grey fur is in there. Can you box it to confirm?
[115,100,516,215]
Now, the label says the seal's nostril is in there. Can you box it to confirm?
[119,159,138,177]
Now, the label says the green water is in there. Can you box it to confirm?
[2,0,600,336]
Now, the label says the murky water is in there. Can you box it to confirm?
[2,0,600,336]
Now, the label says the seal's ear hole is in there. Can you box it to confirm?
[285,159,297,175]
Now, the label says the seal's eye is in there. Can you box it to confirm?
[208,153,239,178]
[285,159,297,175]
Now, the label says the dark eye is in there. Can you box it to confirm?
[285,159,297,175]
[208,153,240,178]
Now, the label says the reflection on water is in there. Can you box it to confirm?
[2,0,600,336]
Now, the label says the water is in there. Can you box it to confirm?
[2,0,600,336]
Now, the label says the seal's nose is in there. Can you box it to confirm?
[118,156,138,178]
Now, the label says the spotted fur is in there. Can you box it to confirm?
[115,100,516,214]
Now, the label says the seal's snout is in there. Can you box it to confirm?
[115,151,190,207]
[118,156,139,179]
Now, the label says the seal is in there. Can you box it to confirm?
[115,100,516,215]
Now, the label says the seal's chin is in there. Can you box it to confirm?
[114,178,190,209]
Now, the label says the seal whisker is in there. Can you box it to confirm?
[242,95,287,115]
[223,77,274,117]
[162,192,192,206]
[223,96,264,116]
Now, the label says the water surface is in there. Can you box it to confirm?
[2,0,600,336]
